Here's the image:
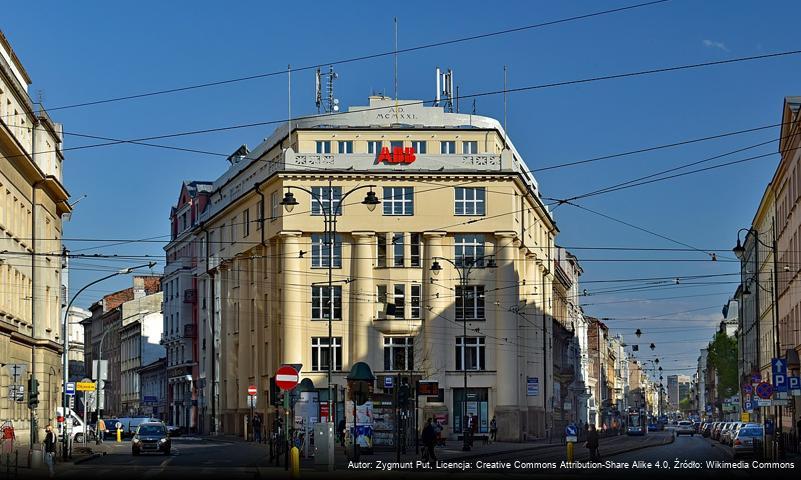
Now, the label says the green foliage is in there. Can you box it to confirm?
[707,331,738,398]
[679,397,692,412]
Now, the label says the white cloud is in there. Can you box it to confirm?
[703,39,729,52]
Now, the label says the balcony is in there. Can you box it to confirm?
[183,289,197,304]
[183,324,197,338]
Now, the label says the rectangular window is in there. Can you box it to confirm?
[456,337,486,371]
[455,187,486,216]
[462,141,478,154]
[377,235,387,267]
[382,187,414,216]
[256,200,263,230]
[393,284,405,319]
[311,286,342,320]
[383,337,414,371]
[368,140,382,154]
[311,337,342,372]
[316,140,331,154]
[455,285,485,321]
[455,234,485,267]
[410,233,421,267]
[230,218,236,245]
[243,208,250,237]
[392,233,404,267]
[311,233,342,268]
[390,140,404,152]
[441,141,456,154]
[271,191,280,221]
[411,140,427,154]
[411,284,421,319]
[376,285,388,318]
[338,140,353,154]
[311,186,342,216]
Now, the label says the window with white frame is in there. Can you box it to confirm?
[411,140,427,154]
[411,284,421,319]
[455,187,486,216]
[316,140,332,154]
[455,336,486,370]
[311,337,342,371]
[392,233,404,267]
[311,233,342,268]
[384,337,414,371]
[376,285,388,318]
[383,187,414,216]
[410,233,421,267]
[256,200,263,230]
[393,284,405,319]
[455,285,485,321]
[377,234,387,267]
[390,140,404,152]
[243,208,250,237]
[271,191,280,221]
[441,141,456,154]
[311,186,342,216]
[338,140,353,154]
[454,234,485,267]
[462,141,478,154]
[368,140,382,154]
[311,286,342,320]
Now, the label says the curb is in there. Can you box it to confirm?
[73,452,105,465]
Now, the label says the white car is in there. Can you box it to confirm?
[675,420,695,436]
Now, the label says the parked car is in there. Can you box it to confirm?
[647,422,659,432]
[732,425,764,456]
[132,422,171,456]
[711,422,726,441]
[676,420,695,436]
[166,425,183,437]
[724,422,746,446]
[117,417,161,438]
[719,422,736,443]
[701,422,713,437]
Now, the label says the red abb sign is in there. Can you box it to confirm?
[377,147,416,165]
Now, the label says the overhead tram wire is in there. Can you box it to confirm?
[3,0,671,118]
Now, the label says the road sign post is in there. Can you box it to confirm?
[275,366,299,471]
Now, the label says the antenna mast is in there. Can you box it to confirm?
[315,66,339,113]
[434,67,454,112]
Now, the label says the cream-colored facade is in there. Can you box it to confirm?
[0,30,70,445]
[177,97,558,441]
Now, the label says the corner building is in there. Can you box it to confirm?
[176,97,558,441]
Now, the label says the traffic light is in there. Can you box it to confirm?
[27,378,39,409]
[398,384,410,409]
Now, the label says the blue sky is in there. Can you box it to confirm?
[4,0,799,376]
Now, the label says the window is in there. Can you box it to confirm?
[311,286,342,320]
[411,284,421,319]
[456,337,486,370]
[256,200,263,230]
[462,141,478,154]
[338,140,353,154]
[316,140,331,154]
[410,233,421,267]
[311,186,342,216]
[368,140,382,154]
[230,218,236,245]
[454,234,485,267]
[393,284,405,319]
[271,191,280,221]
[390,140,404,152]
[441,141,456,154]
[377,235,387,267]
[392,233,404,267]
[383,337,414,371]
[311,337,342,372]
[383,187,414,216]
[243,208,250,237]
[376,285,388,317]
[455,285,485,321]
[455,187,486,216]
[311,233,342,268]
[411,140,427,154]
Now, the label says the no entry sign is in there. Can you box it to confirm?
[275,365,299,391]
[247,385,257,396]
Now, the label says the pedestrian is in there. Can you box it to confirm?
[434,419,444,446]
[585,423,600,461]
[97,417,106,443]
[252,414,262,443]
[43,424,57,478]
[421,418,437,461]
[338,418,346,447]
[490,416,498,442]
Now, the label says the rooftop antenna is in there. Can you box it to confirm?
[434,67,454,112]
[503,65,508,150]
[394,17,399,123]
[315,66,339,113]
[456,85,460,113]
[287,64,292,143]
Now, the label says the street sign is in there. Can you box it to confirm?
[275,365,299,391]
[247,395,257,408]
[742,384,753,394]
[76,381,96,392]
[247,385,257,396]
[744,401,753,411]
[527,377,539,396]
[92,360,108,381]
[8,385,23,402]
[751,372,762,384]
[790,376,801,395]
[66,382,76,396]
[741,412,750,422]
[756,381,773,399]
[756,398,772,407]
[416,381,439,397]
[384,376,394,389]
[565,424,578,443]
[68,395,75,409]
[773,399,790,407]
[772,358,787,375]
[773,358,788,393]
[4,364,27,384]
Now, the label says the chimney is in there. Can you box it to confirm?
[133,276,146,299]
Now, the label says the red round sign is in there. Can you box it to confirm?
[275,365,299,391]
[247,385,257,396]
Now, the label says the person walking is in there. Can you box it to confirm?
[43,424,57,478]
[421,418,437,461]
[471,414,479,446]
[586,424,600,461]
[338,418,346,447]
[490,416,498,443]
[252,414,262,443]
[97,418,106,443]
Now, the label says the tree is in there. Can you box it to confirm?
[707,331,738,399]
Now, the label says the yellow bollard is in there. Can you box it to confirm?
[567,441,574,462]
[117,428,122,443]
[290,446,300,478]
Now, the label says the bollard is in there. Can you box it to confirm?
[567,442,574,462]
[117,428,122,443]
[290,446,300,478]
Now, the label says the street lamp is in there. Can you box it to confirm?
[430,253,496,451]
[61,262,155,459]
[281,180,379,430]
